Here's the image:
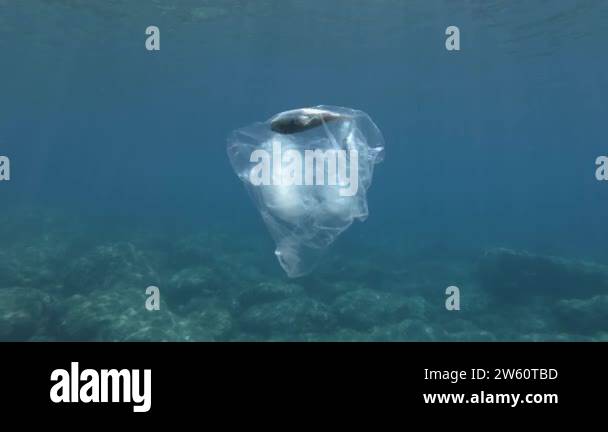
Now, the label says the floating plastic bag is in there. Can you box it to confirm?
[227,105,384,277]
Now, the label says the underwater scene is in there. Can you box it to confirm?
[1,0,607,341]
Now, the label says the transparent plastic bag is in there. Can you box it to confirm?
[227,105,384,277]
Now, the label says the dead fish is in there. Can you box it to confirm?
[270,107,347,134]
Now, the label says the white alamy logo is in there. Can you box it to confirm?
[249,141,359,197]
[0,155,10,181]
[50,362,151,413]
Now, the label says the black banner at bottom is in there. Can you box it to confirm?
[1,342,605,419]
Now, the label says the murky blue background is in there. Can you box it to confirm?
[1,1,607,341]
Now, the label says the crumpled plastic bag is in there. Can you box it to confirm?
[227,105,384,277]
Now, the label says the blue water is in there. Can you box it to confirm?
[1,1,607,341]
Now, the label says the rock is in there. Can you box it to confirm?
[58,289,185,341]
[0,242,64,290]
[298,278,364,303]
[371,319,442,341]
[441,320,496,341]
[170,233,268,293]
[169,233,217,268]
[332,289,428,330]
[474,305,554,340]
[63,242,160,294]
[554,295,608,334]
[58,282,235,341]
[239,297,335,336]
[320,328,375,342]
[237,281,304,310]
[167,266,221,304]
[186,307,233,341]
[518,333,590,342]
[443,330,496,341]
[0,287,57,341]
[478,248,608,300]
[317,254,390,286]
